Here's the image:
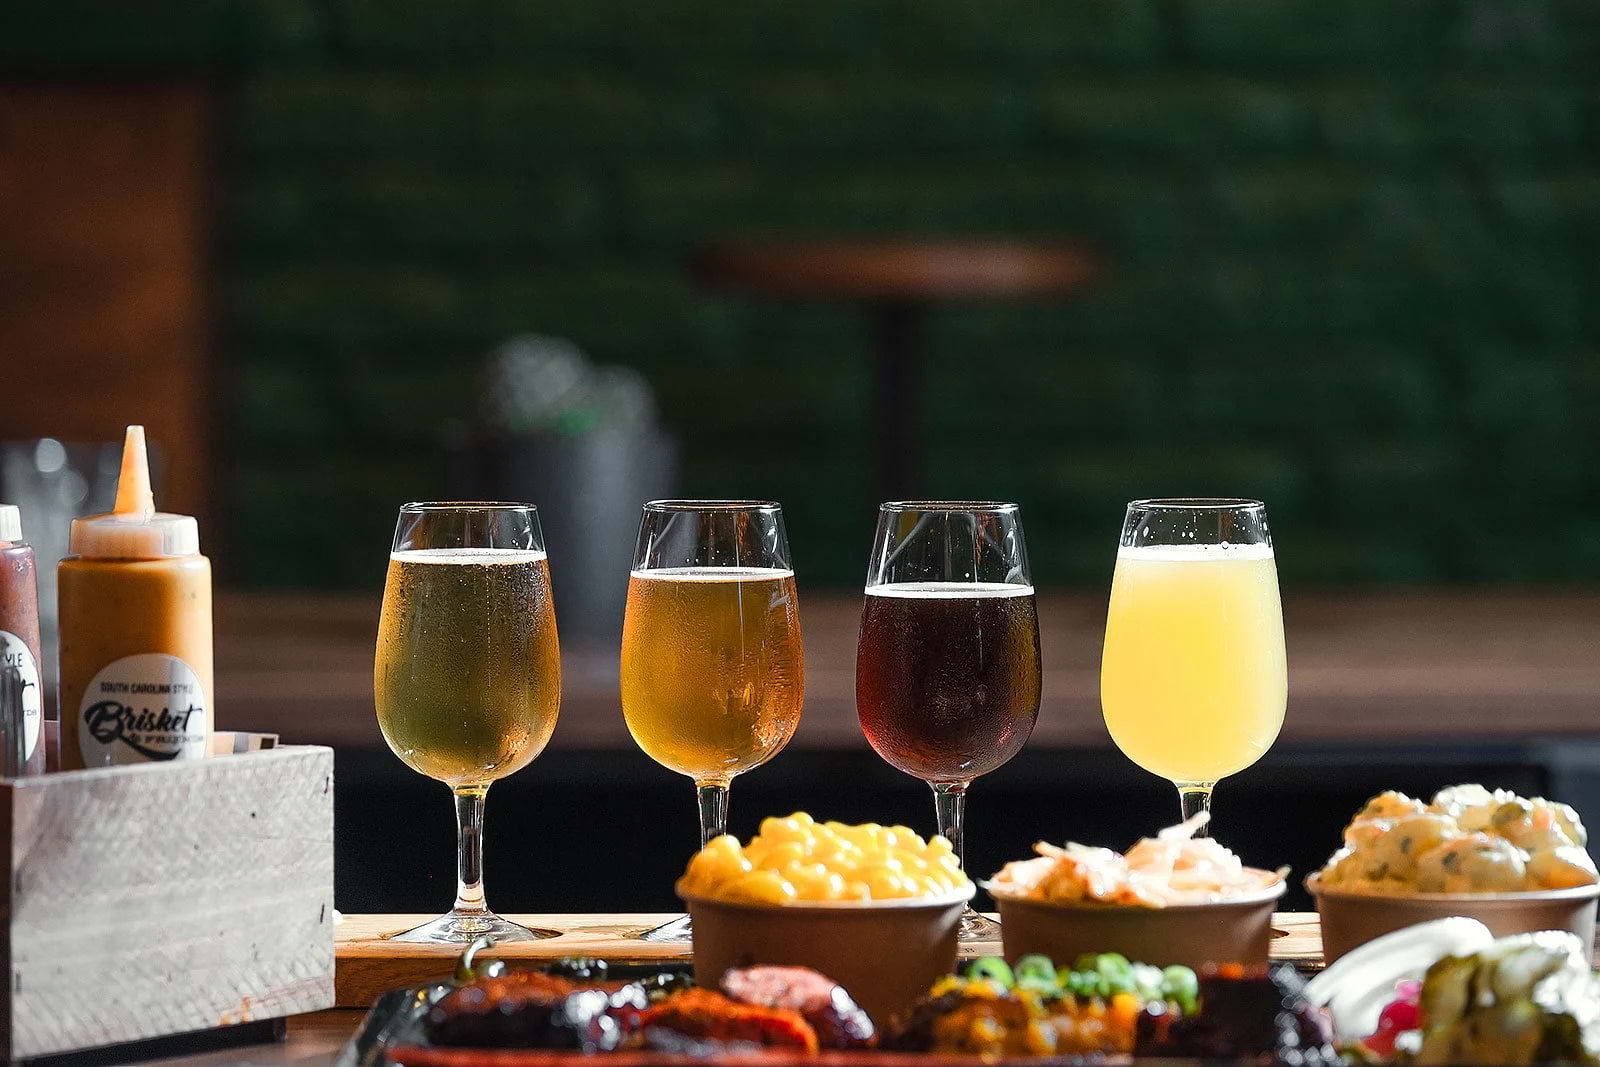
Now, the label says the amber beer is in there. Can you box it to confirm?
[375,549,561,787]
[856,582,1041,784]
[620,568,803,784]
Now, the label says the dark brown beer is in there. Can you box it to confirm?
[856,582,1041,784]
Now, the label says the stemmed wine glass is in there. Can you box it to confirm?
[1100,499,1286,832]
[855,501,1041,940]
[374,503,562,943]
[620,501,805,941]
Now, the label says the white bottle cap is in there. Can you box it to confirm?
[0,505,19,543]
[69,426,201,559]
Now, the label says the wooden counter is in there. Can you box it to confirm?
[141,1010,359,1067]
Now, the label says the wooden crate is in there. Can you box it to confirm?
[0,745,334,1061]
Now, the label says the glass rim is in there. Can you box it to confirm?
[879,500,1019,513]
[1126,497,1265,512]
[641,499,782,513]
[398,500,538,513]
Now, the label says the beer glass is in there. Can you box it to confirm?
[375,503,562,943]
[1100,499,1285,833]
[621,501,804,941]
[856,502,1041,939]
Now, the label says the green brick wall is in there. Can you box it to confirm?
[8,0,1599,588]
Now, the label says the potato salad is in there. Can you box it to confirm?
[1316,785,1597,894]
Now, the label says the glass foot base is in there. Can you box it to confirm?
[389,911,560,944]
[958,908,1002,943]
[637,914,692,943]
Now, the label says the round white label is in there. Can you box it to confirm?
[79,653,209,766]
[0,631,41,760]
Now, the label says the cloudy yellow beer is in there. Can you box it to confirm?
[620,568,803,785]
[375,549,561,787]
[1100,543,1285,784]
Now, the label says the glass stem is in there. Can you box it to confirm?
[1176,781,1215,836]
[931,780,971,872]
[452,784,489,916]
[696,781,729,849]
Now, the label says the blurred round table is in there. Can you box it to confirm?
[693,239,1096,498]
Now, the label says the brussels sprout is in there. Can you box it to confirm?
[1094,952,1137,995]
[1013,954,1060,994]
[966,956,1015,988]
[1132,962,1165,1001]
[1161,965,1199,1014]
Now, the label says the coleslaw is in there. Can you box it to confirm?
[987,812,1285,908]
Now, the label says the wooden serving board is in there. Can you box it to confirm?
[334,913,1323,1008]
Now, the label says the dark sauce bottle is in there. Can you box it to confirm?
[0,504,45,774]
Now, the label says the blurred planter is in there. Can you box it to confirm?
[448,429,678,645]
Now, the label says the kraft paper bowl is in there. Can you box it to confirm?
[1308,875,1599,964]
[679,881,973,1027]
[992,878,1286,971]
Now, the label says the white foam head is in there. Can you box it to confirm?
[391,548,547,564]
[865,581,1034,598]
[630,567,794,581]
[1117,543,1274,562]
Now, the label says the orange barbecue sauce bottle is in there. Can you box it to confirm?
[58,426,213,769]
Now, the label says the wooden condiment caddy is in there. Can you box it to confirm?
[0,743,334,1061]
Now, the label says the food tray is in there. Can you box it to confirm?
[336,921,1337,1067]
[385,1051,1133,1066]
[339,964,1153,1067]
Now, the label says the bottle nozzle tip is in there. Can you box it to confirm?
[113,425,155,518]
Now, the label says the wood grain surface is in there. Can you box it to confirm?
[142,1009,362,1067]
[0,82,213,528]
[4,746,336,1059]
[217,590,1600,753]
[333,912,1323,1008]
[692,240,1096,299]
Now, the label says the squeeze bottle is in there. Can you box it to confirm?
[0,505,44,774]
[58,426,213,769]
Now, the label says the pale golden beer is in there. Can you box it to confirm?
[1101,543,1285,784]
[1098,498,1282,834]
[620,567,803,785]
[375,548,561,787]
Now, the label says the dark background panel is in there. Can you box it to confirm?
[333,744,1559,916]
[5,0,1597,592]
